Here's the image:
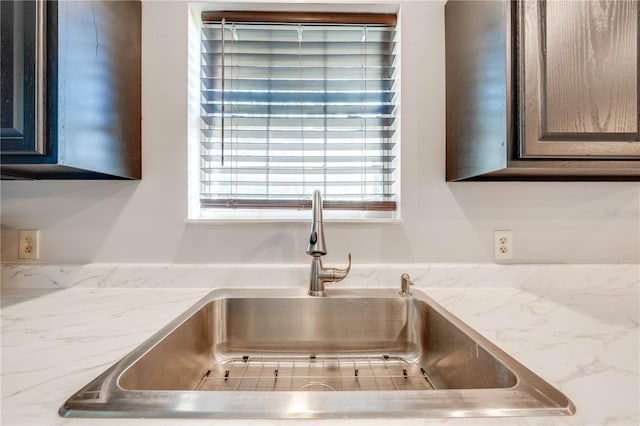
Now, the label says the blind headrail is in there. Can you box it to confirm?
[201,199,397,211]
[201,11,397,26]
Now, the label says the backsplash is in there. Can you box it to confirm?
[2,263,637,291]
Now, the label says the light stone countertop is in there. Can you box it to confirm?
[1,263,638,426]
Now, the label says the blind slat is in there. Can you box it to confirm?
[201,116,395,128]
[202,78,395,92]
[201,166,396,175]
[203,180,394,188]
[202,141,396,150]
[202,66,396,79]
[202,90,396,104]
[202,154,395,163]
[202,53,395,69]
[202,41,396,55]
[202,104,395,116]
[200,199,397,211]
[201,135,396,143]
[202,27,396,42]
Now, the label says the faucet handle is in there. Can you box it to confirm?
[325,253,351,283]
[337,253,352,275]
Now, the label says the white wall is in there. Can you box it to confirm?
[1,1,639,264]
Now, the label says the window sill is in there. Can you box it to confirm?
[188,206,401,223]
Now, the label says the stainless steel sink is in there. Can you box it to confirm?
[60,288,575,419]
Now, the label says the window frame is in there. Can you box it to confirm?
[188,7,402,223]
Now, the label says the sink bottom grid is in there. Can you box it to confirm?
[195,354,436,391]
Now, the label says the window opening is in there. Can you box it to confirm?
[198,12,398,215]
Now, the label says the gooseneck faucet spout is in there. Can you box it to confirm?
[306,190,351,296]
[306,190,327,256]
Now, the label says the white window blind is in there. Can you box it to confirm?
[199,12,398,212]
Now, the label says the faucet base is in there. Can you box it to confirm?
[308,289,326,297]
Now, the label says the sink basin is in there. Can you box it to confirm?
[60,288,575,418]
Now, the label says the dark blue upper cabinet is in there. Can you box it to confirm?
[0,1,141,180]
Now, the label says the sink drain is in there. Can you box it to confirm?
[297,382,337,391]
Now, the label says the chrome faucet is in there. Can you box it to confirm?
[306,190,351,296]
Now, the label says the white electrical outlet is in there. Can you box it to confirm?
[19,230,40,260]
[494,230,513,261]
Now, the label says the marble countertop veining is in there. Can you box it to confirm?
[1,264,639,426]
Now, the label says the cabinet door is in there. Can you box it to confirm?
[519,0,639,158]
[0,0,45,155]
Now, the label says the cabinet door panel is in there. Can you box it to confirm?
[0,0,46,155]
[520,0,639,158]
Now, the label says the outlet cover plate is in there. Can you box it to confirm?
[494,230,513,261]
[18,230,40,260]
